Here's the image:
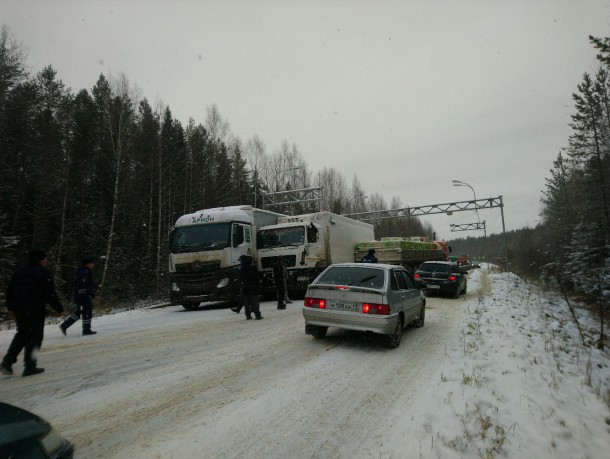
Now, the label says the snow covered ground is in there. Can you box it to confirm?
[1,267,608,458]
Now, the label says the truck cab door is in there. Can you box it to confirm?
[232,223,253,265]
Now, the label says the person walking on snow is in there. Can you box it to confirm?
[60,256,97,336]
[1,249,64,377]
[238,255,263,320]
[273,256,287,310]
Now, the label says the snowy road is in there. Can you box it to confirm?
[1,273,477,458]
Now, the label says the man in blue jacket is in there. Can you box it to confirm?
[1,249,64,377]
[361,248,378,263]
[60,256,97,336]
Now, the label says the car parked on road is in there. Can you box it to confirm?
[0,402,74,458]
[302,263,425,348]
[414,261,467,298]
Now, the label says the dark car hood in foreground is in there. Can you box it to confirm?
[0,402,50,445]
[0,401,73,458]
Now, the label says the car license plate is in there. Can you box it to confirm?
[427,284,441,289]
[329,300,360,311]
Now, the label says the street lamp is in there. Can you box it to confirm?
[452,179,480,224]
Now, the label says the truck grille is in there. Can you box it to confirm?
[175,260,221,273]
[261,255,297,269]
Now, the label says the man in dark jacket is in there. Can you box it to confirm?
[1,249,64,377]
[361,248,378,263]
[239,255,263,320]
[273,257,287,310]
[59,256,97,336]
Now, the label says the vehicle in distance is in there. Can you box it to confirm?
[413,261,467,299]
[303,263,425,348]
[0,402,74,458]
[456,254,471,270]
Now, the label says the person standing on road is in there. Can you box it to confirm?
[1,249,64,377]
[361,248,378,263]
[238,255,263,320]
[273,257,287,310]
[60,256,97,336]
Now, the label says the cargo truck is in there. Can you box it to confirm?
[355,237,450,273]
[256,212,375,296]
[169,205,284,310]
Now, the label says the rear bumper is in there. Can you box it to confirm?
[415,279,460,295]
[302,307,398,335]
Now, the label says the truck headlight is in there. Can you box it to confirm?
[171,282,180,292]
[217,278,229,289]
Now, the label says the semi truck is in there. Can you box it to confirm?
[256,212,375,296]
[355,237,450,273]
[168,205,284,310]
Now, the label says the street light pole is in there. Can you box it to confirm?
[452,179,484,235]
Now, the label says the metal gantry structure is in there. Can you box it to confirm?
[450,221,487,234]
[345,196,508,268]
[343,196,503,221]
[261,187,323,212]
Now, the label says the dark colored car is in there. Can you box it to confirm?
[0,402,73,459]
[414,261,467,299]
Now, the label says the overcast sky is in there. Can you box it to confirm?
[2,1,610,239]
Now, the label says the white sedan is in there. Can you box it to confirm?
[302,263,425,348]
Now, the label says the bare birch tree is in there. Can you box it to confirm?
[97,74,139,294]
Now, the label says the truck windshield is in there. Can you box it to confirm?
[257,226,305,249]
[170,223,232,253]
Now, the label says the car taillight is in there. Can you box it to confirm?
[414,273,421,279]
[448,275,457,281]
[304,297,326,309]
[362,303,391,315]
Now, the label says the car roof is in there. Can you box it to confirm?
[419,261,455,266]
[326,262,404,270]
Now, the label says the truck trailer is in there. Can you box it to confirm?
[355,237,450,273]
[256,212,375,296]
[169,205,284,310]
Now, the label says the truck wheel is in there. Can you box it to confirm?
[414,304,425,328]
[182,303,199,311]
[387,316,404,349]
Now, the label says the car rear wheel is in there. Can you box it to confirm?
[387,316,404,349]
[310,325,328,339]
[461,281,467,295]
[414,303,425,328]
[451,287,460,299]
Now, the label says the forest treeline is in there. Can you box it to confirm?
[449,35,610,347]
[0,26,432,305]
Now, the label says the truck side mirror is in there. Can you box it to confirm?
[168,228,175,250]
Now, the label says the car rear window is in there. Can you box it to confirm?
[420,263,452,273]
[315,266,385,289]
